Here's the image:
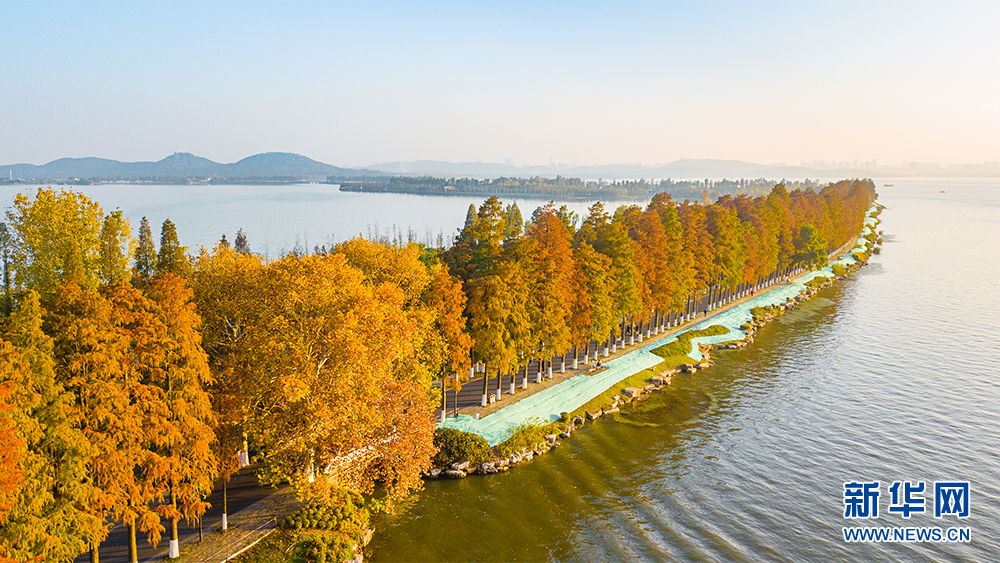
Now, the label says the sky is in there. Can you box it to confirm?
[3,1,999,168]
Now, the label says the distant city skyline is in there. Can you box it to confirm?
[4,1,999,168]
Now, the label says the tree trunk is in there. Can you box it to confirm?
[441,372,447,423]
[222,477,229,531]
[128,517,138,563]
[90,542,99,563]
[482,367,489,406]
[169,484,179,558]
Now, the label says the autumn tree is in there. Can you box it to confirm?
[133,217,157,285]
[793,224,828,270]
[465,274,514,404]
[577,202,642,343]
[705,203,747,289]
[420,263,473,416]
[197,253,433,503]
[5,188,104,293]
[99,210,135,286]
[142,274,217,558]
[0,223,12,317]
[446,196,506,280]
[191,246,268,533]
[156,219,190,278]
[677,200,716,291]
[647,192,696,310]
[525,202,575,376]
[567,242,613,366]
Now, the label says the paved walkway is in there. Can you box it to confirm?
[436,274,800,421]
[75,466,291,563]
[174,487,302,562]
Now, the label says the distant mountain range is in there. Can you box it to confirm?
[2,152,880,182]
[1,152,379,182]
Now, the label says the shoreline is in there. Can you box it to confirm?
[428,205,883,479]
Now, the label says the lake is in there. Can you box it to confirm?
[1,184,638,255]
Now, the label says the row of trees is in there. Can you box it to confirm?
[0,180,874,561]
[0,191,215,562]
[443,180,875,402]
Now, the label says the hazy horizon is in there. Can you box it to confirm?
[4,1,999,168]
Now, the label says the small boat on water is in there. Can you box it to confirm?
[884,183,894,187]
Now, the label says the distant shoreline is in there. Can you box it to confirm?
[335,183,648,201]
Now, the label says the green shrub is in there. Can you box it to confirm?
[651,325,727,360]
[301,532,354,563]
[805,276,829,288]
[559,412,571,423]
[432,427,492,467]
[497,418,559,458]
[873,247,881,254]
[280,488,370,554]
[852,251,868,263]
[831,263,847,276]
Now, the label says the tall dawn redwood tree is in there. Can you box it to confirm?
[133,217,157,284]
[525,203,574,377]
[143,273,217,559]
[156,219,190,278]
[99,210,135,286]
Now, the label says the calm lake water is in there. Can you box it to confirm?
[1,184,634,255]
[363,178,999,562]
[4,179,997,562]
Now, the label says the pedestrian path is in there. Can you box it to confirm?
[173,487,301,563]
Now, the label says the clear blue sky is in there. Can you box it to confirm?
[3,1,998,167]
